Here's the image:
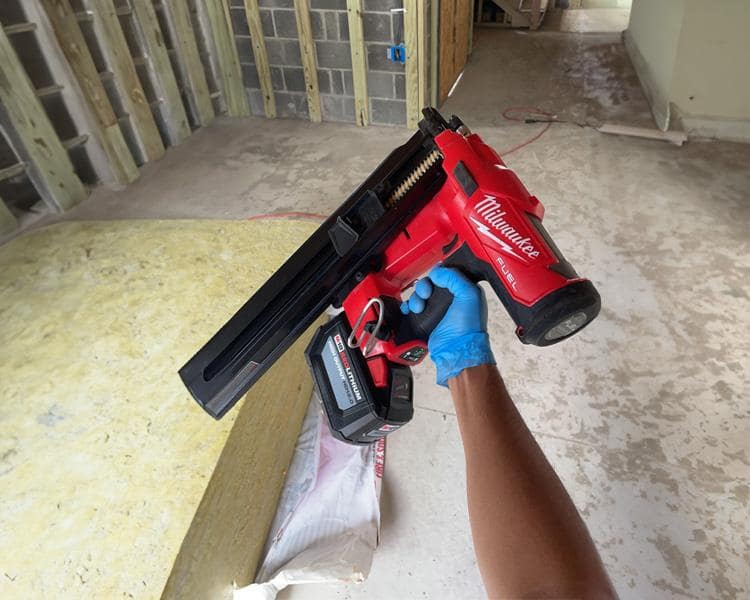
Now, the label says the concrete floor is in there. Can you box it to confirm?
[13,28,750,599]
[443,28,654,128]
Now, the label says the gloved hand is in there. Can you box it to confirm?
[400,266,495,387]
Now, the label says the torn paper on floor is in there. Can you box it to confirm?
[234,396,385,600]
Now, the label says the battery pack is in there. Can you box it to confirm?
[305,315,413,444]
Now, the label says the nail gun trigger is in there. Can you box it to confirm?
[364,320,389,342]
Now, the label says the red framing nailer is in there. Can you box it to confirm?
[179,108,601,444]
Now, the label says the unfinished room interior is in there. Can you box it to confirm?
[0,0,747,598]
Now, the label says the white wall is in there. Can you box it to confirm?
[625,0,685,129]
[670,0,750,140]
[626,0,750,141]
[580,0,631,8]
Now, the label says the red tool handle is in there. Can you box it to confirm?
[342,127,600,392]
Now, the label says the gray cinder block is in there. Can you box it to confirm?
[236,38,254,64]
[317,69,332,94]
[230,7,250,36]
[338,12,349,41]
[363,12,391,42]
[273,9,299,38]
[259,0,294,8]
[367,71,395,99]
[283,67,307,92]
[311,11,325,40]
[342,70,354,96]
[371,98,406,125]
[260,9,276,36]
[270,66,285,90]
[323,11,338,40]
[316,41,353,69]
[247,88,266,116]
[242,63,260,89]
[330,69,344,95]
[265,38,303,67]
[394,73,405,99]
[276,91,310,118]
[363,0,400,9]
[311,0,347,9]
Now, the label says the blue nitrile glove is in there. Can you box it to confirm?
[400,266,496,387]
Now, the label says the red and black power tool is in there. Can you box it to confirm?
[179,109,600,444]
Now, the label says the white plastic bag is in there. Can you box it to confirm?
[234,397,385,600]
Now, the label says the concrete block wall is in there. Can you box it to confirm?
[229,0,408,125]
[363,0,407,125]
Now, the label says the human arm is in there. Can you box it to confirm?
[403,267,617,599]
[450,364,616,598]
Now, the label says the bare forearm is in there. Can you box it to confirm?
[450,365,616,599]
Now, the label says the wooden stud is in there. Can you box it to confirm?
[455,0,471,66]
[0,196,17,235]
[417,0,427,111]
[438,0,453,104]
[0,26,87,212]
[346,0,368,126]
[468,0,476,53]
[160,0,215,126]
[89,0,165,163]
[242,0,276,118]
[198,0,249,116]
[430,0,438,107]
[219,0,251,115]
[37,0,138,185]
[405,0,420,128]
[130,0,191,145]
[190,0,225,113]
[27,0,125,188]
[293,0,321,123]
[438,0,471,104]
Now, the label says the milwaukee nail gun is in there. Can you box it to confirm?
[179,108,600,444]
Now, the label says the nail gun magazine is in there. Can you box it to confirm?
[179,108,600,444]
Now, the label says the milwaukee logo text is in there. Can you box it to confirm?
[473,195,540,259]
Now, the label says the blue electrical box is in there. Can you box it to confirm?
[387,43,406,64]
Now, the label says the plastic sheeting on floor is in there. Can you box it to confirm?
[235,397,385,600]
